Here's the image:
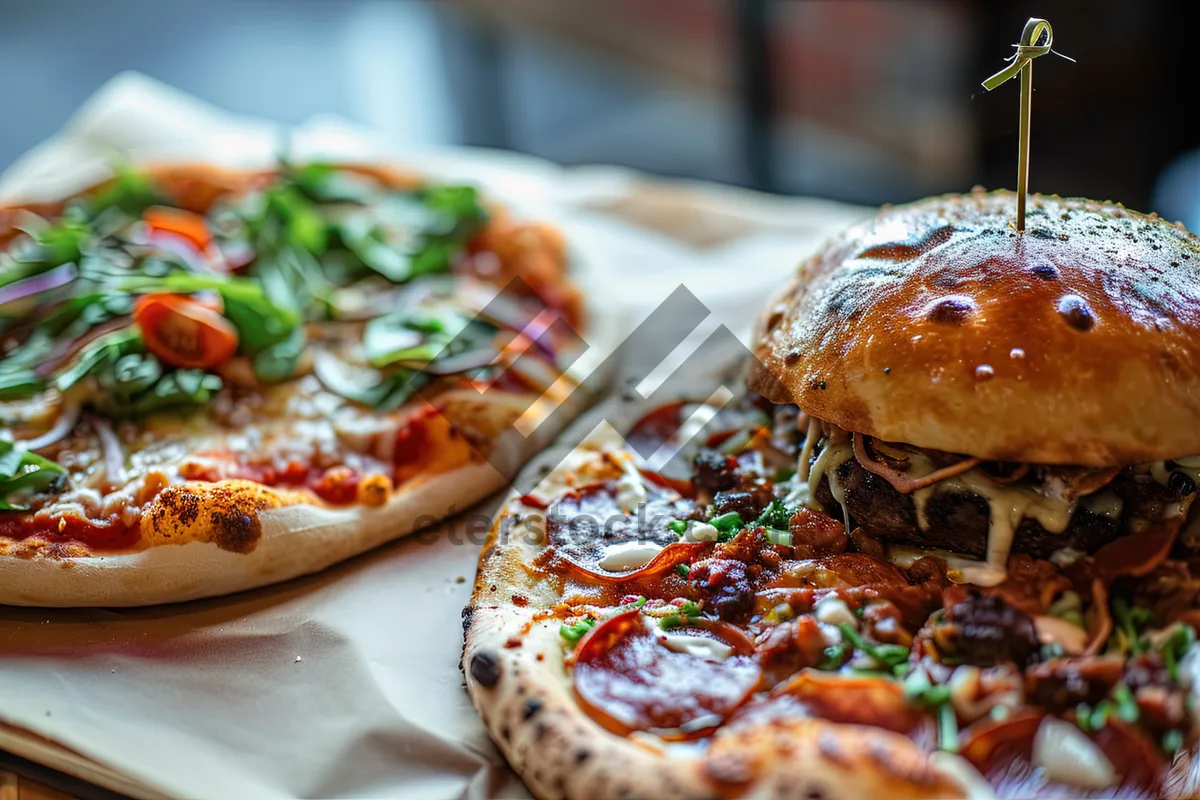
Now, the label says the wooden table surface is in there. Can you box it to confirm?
[0,772,74,800]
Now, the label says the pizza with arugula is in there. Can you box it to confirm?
[0,161,587,606]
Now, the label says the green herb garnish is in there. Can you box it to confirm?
[559,618,596,645]
[659,600,703,630]
[0,441,67,511]
[839,623,910,669]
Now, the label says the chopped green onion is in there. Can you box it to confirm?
[1111,597,1153,655]
[709,512,744,533]
[559,618,596,645]
[755,499,793,531]
[659,600,703,630]
[1113,684,1140,723]
[1075,702,1094,733]
[667,519,688,535]
[818,642,846,671]
[675,563,690,578]
[1164,729,1185,753]
[892,662,909,678]
[765,529,793,547]
[1158,624,1195,683]
[1090,701,1115,731]
[838,623,910,668]
[937,703,959,753]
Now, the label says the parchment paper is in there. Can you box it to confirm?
[0,73,869,799]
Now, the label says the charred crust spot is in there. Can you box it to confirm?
[512,595,529,607]
[856,224,954,262]
[1031,263,1059,280]
[925,295,975,325]
[499,724,511,742]
[461,605,474,634]
[574,749,591,764]
[766,310,784,331]
[783,351,802,365]
[470,650,502,687]
[522,698,543,720]
[702,752,754,786]
[817,730,850,766]
[210,508,261,554]
[154,486,201,527]
[804,786,828,800]
[534,721,549,741]
[1057,294,1096,331]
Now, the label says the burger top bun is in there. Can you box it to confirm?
[747,189,1200,466]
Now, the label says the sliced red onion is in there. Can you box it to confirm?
[37,318,132,378]
[20,399,82,452]
[92,417,127,486]
[0,263,77,308]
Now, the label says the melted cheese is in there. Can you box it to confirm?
[806,436,854,531]
[910,453,1074,585]
[1034,615,1088,655]
[796,415,821,482]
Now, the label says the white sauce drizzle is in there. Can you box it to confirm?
[657,633,733,662]
[597,541,663,571]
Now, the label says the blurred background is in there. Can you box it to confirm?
[2,0,1197,224]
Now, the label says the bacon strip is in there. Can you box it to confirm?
[1082,517,1182,655]
[852,433,982,495]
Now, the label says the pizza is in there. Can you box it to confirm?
[464,192,1200,799]
[0,161,589,606]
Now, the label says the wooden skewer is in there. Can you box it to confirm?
[981,18,1070,232]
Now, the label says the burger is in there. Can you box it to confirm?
[749,187,1200,585]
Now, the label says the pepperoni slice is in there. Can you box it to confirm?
[572,608,760,738]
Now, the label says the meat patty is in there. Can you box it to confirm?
[813,456,1185,559]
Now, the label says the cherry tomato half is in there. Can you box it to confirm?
[133,294,239,369]
[142,206,212,252]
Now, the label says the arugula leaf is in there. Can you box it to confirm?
[85,163,163,217]
[118,369,223,416]
[253,325,306,383]
[363,306,480,368]
[290,163,378,204]
[56,328,142,394]
[0,441,67,511]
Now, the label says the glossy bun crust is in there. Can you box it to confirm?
[747,189,1200,466]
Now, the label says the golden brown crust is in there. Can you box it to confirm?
[747,189,1200,466]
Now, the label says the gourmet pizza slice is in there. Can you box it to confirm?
[465,192,1200,799]
[0,161,591,606]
